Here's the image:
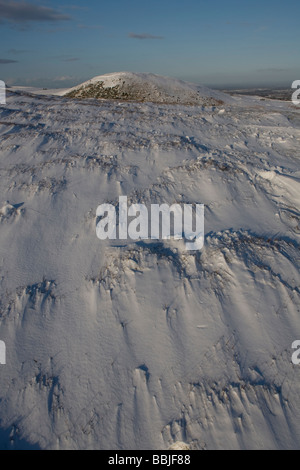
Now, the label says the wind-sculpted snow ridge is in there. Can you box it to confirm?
[0,86,299,449]
[63,72,231,106]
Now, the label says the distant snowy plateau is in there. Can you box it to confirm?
[0,73,299,450]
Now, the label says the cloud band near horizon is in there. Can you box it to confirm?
[0,0,70,24]
[128,32,164,40]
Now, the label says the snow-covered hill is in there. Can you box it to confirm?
[0,80,299,450]
[63,72,231,106]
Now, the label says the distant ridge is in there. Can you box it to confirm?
[63,71,230,105]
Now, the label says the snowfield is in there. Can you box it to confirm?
[0,74,299,450]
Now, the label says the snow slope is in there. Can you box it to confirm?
[9,86,69,97]
[0,81,299,450]
[62,72,232,106]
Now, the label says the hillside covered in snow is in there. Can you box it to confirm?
[0,74,299,450]
[63,72,230,106]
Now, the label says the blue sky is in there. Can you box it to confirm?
[0,0,299,88]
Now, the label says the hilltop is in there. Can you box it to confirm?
[63,71,230,105]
